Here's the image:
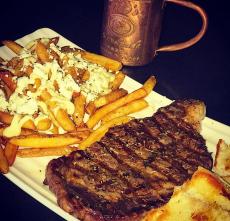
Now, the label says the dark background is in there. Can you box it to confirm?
[0,0,229,220]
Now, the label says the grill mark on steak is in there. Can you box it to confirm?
[152,112,206,154]
[141,115,212,169]
[45,99,213,221]
[125,119,195,178]
[107,128,188,186]
[99,136,168,184]
[123,121,189,175]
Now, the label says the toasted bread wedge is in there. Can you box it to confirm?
[143,167,230,221]
[214,139,230,184]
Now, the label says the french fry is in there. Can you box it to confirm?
[0,111,12,124]
[86,87,147,129]
[0,112,36,130]
[4,142,18,166]
[142,76,156,95]
[71,126,91,136]
[50,125,59,134]
[0,146,9,174]
[28,78,41,93]
[10,133,83,148]
[0,126,6,136]
[2,40,23,55]
[17,146,77,158]
[110,71,126,90]
[102,99,148,123]
[0,70,17,92]
[80,51,122,71]
[24,65,33,76]
[36,118,52,131]
[35,41,50,63]
[82,70,90,82]
[40,89,52,101]
[47,109,60,129]
[86,88,128,115]
[55,108,76,132]
[22,119,36,130]
[73,93,86,126]
[48,36,60,46]
[0,124,35,136]
[39,90,61,128]
[79,116,133,150]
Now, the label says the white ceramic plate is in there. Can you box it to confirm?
[1,28,230,221]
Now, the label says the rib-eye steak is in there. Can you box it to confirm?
[45,99,213,221]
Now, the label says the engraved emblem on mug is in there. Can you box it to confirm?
[108,14,135,37]
[101,0,151,65]
[108,0,134,37]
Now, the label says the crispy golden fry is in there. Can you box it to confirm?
[39,90,61,128]
[79,116,133,150]
[86,88,147,129]
[35,41,50,63]
[102,99,148,123]
[2,40,23,55]
[110,71,126,90]
[36,118,52,131]
[69,129,90,141]
[142,76,156,94]
[82,70,90,81]
[24,65,33,76]
[28,78,41,93]
[0,146,9,174]
[85,103,96,116]
[40,89,52,101]
[80,51,122,71]
[0,124,35,136]
[0,111,12,125]
[73,93,86,126]
[4,142,18,166]
[0,112,34,131]
[94,88,128,108]
[0,70,17,92]
[48,109,61,128]
[22,120,36,130]
[50,125,59,134]
[69,125,92,136]
[55,108,76,131]
[10,133,82,148]
[86,88,128,115]
[0,112,36,130]
[17,146,77,158]
[22,119,36,130]
[48,36,60,46]
[0,126,6,136]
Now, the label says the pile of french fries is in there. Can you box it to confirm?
[0,36,156,174]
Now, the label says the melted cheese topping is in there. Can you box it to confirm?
[3,114,33,137]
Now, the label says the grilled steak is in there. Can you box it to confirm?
[45,99,213,221]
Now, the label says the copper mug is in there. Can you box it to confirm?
[100,0,208,66]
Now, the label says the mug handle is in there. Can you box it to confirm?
[157,0,208,52]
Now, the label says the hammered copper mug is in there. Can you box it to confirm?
[100,0,208,66]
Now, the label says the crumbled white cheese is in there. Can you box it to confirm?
[59,74,80,100]
[8,93,38,115]
[3,40,116,123]
[81,67,115,102]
